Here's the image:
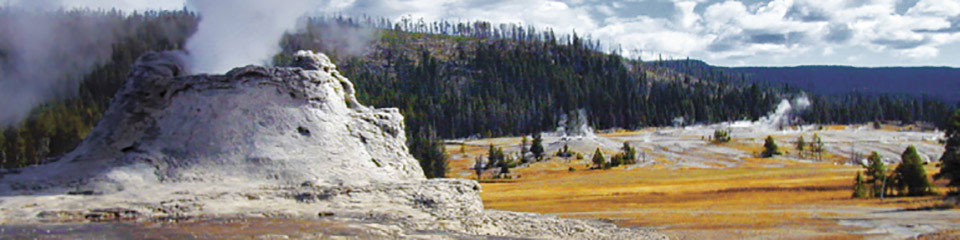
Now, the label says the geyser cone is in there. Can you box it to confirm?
[2,50,424,193]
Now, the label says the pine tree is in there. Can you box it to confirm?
[864,152,887,198]
[810,133,824,160]
[762,135,781,158]
[410,127,448,178]
[852,171,868,198]
[893,145,934,196]
[487,144,504,169]
[591,148,606,169]
[936,110,960,195]
[520,135,529,161]
[796,136,806,158]
[530,134,544,161]
[474,155,484,181]
[621,142,637,165]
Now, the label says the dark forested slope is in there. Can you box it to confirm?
[656,60,960,103]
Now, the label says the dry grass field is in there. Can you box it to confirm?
[446,129,960,239]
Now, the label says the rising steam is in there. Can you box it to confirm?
[0,2,121,126]
[184,0,316,73]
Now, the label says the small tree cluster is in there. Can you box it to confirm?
[486,144,506,169]
[556,143,574,158]
[410,127,448,179]
[809,133,824,160]
[853,147,935,198]
[852,171,868,198]
[713,129,731,143]
[520,135,529,163]
[795,136,806,158]
[761,136,781,158]
[530,134,545,161]
[935,110,960,195]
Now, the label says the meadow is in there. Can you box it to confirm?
[446,128,960,239]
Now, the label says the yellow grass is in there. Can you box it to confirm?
[446,139,955,239]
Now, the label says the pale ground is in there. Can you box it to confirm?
[448,124,960,240]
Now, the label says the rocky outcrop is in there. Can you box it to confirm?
[2,50,423,194]
[0,51,666,239]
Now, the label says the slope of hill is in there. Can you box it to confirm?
[656,60,960,103]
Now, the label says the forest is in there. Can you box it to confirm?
[0,10,954,170]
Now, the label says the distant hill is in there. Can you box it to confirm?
[657,60,960,103]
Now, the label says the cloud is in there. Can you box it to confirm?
[7,0,960,69]
[824,23,853,43]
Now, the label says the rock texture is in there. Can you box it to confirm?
[2,50,423,193]
[0,51,666,239]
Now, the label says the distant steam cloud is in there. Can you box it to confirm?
[0,2,121,126]
[184,0,316,73]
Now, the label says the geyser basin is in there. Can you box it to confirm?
[0,51,666,239]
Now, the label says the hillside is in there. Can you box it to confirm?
[656,60,960,103]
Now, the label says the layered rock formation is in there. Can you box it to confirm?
[0,51,666,239]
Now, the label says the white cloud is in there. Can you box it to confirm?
[28,0,960,66]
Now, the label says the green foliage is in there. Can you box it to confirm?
[487,144,505,169]
[796,135,805,157]
[520,135,529,161]
[591,148,606,169]
[809,133,824,160]
[409,127,448,178]
[610,153,624,168]
[620,142,637,165]
[530,134,544,160]
[713,129,731,143]
[863,152,888,198]
[556,143,573,158]
[852,171,868,198]
[892,145,934,196]
[936,110,960,195]
[761,136,781,158]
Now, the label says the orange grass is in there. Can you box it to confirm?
[445,139,953,239]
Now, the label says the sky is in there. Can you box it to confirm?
[15,0,960,67]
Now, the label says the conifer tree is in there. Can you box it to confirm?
[853,171,868,198]
[893,145,933,196]
[936,110,960,195]
[810,133,824,160]
[796,136,806,157]
[530,134,544,161]
[474,155,484,181]
[762,136,781,158]
[591,148,606,169]
[864,152,887,197]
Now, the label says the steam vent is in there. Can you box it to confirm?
[0,51,666,239]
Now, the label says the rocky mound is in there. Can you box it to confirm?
[0,51,666,239]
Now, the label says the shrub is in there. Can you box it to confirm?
[761,136,781,158]
[713,129,731,143]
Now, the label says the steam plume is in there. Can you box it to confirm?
[184,0,315,73]
[0,2,121,126]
